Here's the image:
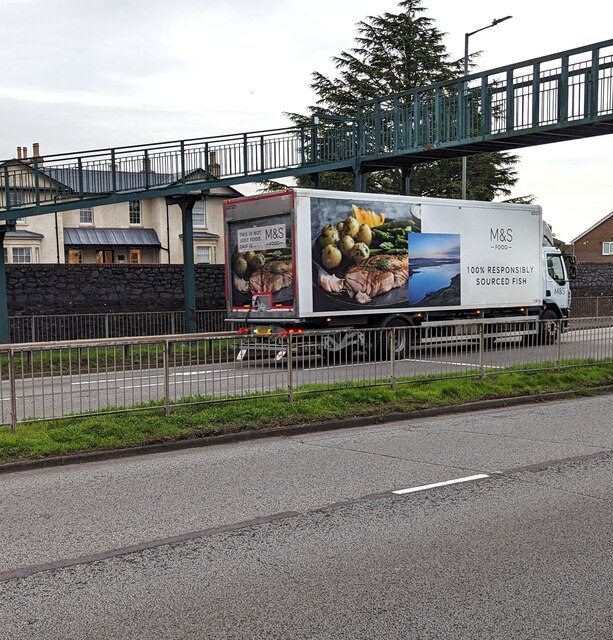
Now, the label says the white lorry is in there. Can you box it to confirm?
[223,189,575,354]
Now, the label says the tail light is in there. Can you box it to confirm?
[278,328,304,337]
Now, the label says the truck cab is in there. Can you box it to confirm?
[541,223,574,320]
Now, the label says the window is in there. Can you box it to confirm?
[129,200,141,225]
[96,250,114,264]
[195,245,212,264]
[546,254,566,285]
[128,249,141,264]
[12,247,32,263]
[193,199,206,227]
[67,249,82,264]
[80,207,93,224]
[603,242,613,256]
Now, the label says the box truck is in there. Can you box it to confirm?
[223,189,574,356]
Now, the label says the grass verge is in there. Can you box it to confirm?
[1,363,612,464]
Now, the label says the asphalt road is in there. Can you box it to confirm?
[1,325,612,423]
[1,394,613,638]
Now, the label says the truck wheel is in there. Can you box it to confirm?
[538,310,559,345]
[371,317,416,360]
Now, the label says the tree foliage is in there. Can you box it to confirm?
[287,0,531,202]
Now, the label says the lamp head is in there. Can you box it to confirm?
[492,16,512,26]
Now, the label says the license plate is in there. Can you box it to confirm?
[255,327,272,335]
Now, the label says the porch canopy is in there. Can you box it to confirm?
[64,227,161,248]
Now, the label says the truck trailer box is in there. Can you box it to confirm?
[223,189,549,326]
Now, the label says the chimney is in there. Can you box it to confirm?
[208,151,220,178]
[22,146,28,159]
[17,147,22,159]
[32,142,40,157]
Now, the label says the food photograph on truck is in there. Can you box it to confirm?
[311,196,460,311]
[227,210,294,311]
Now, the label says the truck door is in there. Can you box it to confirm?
[545,252,570,312]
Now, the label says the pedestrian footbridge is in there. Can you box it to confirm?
[2,38,613,218]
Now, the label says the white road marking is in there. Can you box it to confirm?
[404,359,503,369]
[71,369,249,387]
[393,473,490,495]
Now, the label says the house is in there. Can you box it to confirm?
[1,146,243,264]
[571,211,613,263]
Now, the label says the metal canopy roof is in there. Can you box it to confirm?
[63,227,161,247]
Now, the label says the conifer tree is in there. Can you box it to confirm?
[285,0,525,201]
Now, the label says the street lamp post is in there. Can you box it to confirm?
[461,16,512,200]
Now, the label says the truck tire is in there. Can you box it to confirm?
[370,317,417,361]
[538,310,559,345]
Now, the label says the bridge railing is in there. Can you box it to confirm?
[0,120,357,215]
[357,38,613,157]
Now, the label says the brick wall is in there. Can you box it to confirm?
[573,216,613,263]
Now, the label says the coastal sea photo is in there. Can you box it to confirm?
[408,233,461,306]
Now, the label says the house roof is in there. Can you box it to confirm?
[179,231,220,241]
[571,210,613,244]
[2,161,243,215]
[41,167,243,198]
[5,230,44,239]
[64,227,161,247]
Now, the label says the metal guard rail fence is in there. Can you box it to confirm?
[1,316,612,431]
[8,309,231,343]
[7,297,613,343]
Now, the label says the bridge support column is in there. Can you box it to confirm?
[167,197,199,334]
[0,220,16,344]
[181,199,197,334]
[353,167,367,192]
[401,166,412,195]
[0,230,9,343]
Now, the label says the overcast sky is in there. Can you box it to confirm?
[1,0,612,242]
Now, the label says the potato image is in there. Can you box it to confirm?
[342,217,360,238]
[319,224,340,247]
[322,245,342,270]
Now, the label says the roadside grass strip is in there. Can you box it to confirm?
[0,363,612,464]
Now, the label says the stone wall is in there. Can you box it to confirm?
[571,262,613,296]
[5,261,612,317]
[6,264,226,315]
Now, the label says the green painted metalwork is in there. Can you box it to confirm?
[0,39,612,342]
[180,200,197,334]
[0,233,8,343]
[0,38,612,222]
